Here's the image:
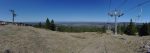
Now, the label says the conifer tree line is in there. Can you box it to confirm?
[117,19,150,36]
[34,18,56,31]
[34,18,106,33]
[34,18,150,36]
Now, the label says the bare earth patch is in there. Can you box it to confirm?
[0,25,149,53]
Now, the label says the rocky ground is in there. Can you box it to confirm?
[0,25,150,53]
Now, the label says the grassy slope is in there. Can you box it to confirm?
[0,25,149,53]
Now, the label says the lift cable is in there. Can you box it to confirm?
[108,0,112,11]
[124,0,150,13]
[106,0,112,30]
[136,7,143,23]
[117,0,128,9]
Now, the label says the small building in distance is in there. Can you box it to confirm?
[0,21,7,25]
[0,21,32,26]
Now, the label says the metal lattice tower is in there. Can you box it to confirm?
[10,10,16,24]
[108,9,124,35]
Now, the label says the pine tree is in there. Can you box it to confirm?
[148,23,150,35]
[38,22,42,28]
[45,18,51,29]
[124,19,137,35]
[50,19,56,31]
[139,23,149,36]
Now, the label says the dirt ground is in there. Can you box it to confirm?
[0,25,150,53]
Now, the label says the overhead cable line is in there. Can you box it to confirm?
[117,0,128,9]
[107,0,124,35]
[108,0,112,11]
[135,7,143,23]
[125,0,150,12]
[106,0,112,30]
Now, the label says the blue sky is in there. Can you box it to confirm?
[0,0,150,22]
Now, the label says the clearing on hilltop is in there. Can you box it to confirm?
[0,25,149,53]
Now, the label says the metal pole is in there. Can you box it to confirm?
[108,9,123,35]
[10,10,16,24]
[13,15,14,24]
[115,16,117,35]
